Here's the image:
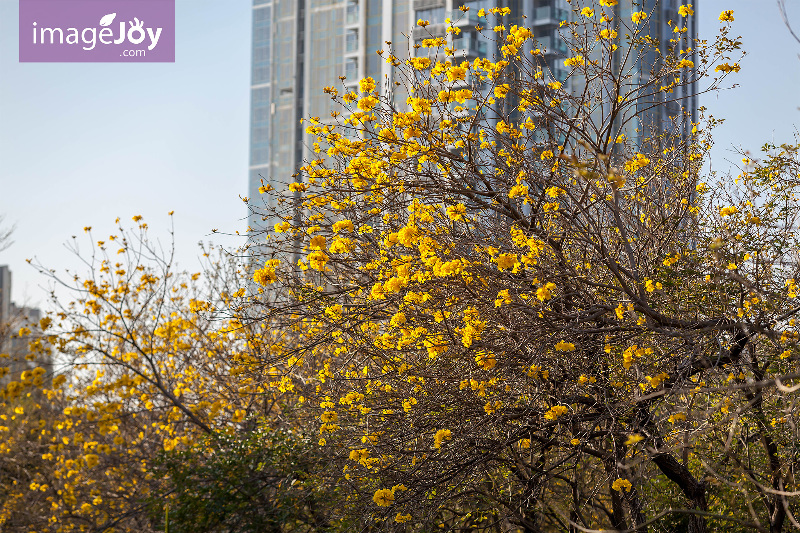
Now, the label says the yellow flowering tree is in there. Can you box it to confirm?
[246,3,800,532]
[0,219,332,532]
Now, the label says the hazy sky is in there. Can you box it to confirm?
[1,0,799,307]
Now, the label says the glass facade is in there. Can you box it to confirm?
[248,1,273,237]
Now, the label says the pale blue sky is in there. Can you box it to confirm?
[0,0,799,306]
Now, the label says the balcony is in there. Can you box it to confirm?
[551,67,568,82]
[452,35,488,58]
[533,6,569,26]
[536,35,568,55]
[416,22,447,38]
[448,9,481,27]
[413,0,445,10]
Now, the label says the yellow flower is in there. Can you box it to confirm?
[332,219,354,233]
[407,96,432,115]
[623,345,650,369]
[508,184,529,199]
[329,237,354,254]
[320,411,338,423]
[357,95,378,111]
[494,84,510,98]
[536,282,557,301]
[359,76,376,93]
[409,57,431,70]
[484,400,503,414]
[496,253,519,271]
[554,340,575,352]
[324,304,343,320]
[274,221,291,233]
[598,28,618,40]
[446,203,467,220]
[563,55,584,67]
[787,279,797,298]
[545,186,564,197]
[715,63,741,73]
[581,7,594,17]
[494,289,512,308]
[544,405,569,420]
[624,153,650,173]
[612,478,632,492]
[719,10,734,22]
[253,267,277,286]
[433,428,452,449]
[570,438,581,445]
[625,434,645,445]
[373,488,395,506]
[447,66,467,82]
[678,4,694,17]
[676,59,694,69]
[309,235,326,250]
[389,311,407,328]
[395,513,412,523]
[631,11,647,24]
[719,206,738,217]
[475,351,497,370]
[607,172,625,188]
[307,250,329,271]
[599,0,618,5]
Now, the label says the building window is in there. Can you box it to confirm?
[415,6,445,24]
[345,57,358,81]
[346,0,359,25]
[346,29,359,53]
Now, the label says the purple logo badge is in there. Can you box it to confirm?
[19,0,175,63]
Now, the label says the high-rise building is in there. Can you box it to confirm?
[247,0,415,241]
[0,265,11,327]
[246,0,698,238]
[0,265,51,384]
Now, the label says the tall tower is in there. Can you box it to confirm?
[247,0,419,243]
[613,0,699,147]
[0,265,11,328]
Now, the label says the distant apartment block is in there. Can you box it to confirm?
[0,265,51,384]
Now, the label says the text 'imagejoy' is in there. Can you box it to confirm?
[19,0,174,62]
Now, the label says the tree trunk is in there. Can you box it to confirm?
[651,452,708,533]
